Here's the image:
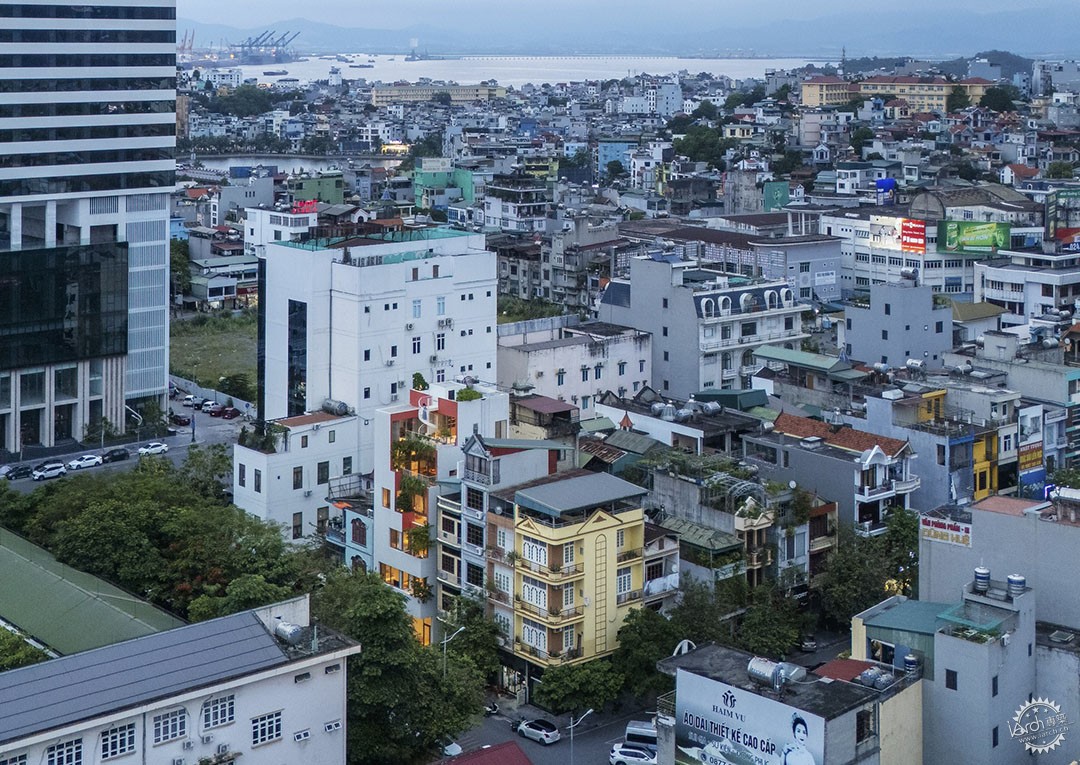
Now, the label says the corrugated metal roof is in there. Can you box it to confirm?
[0,528,184,656]
[579,417,615,433]
[659,516,741,552]
[0,611,288,745]
[753,345,845,372]
[605,429,663,455]
[515,472,646,517]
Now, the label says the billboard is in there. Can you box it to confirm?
[675,669,826,765]
[901,219,927,253]
[763,181,790,212]
[1018,404,1045,484]
[920,515,972,548]
[937,221,1010,254]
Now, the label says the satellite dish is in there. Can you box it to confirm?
[788,480,798,490]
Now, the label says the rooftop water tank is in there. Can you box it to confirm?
[747,657,783,691]
[974,566,991,593]
[904,654,919,674]
[274,620,304,646]
[322,399,349,416]
[1007,574,1026,599]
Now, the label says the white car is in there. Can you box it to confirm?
[516,719,561,745]
[31,463,67,481]
[610,743,657,765]
[138,442,169,456]
[67,454,103,470]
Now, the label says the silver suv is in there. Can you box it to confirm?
[32,462,67,481]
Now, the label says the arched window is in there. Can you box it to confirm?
[351,518,367,546]
[740,293,754,312]
[701,298,714,317]
[722,352,733,370]
[720,296,732,315]
[351,555,367,572]
[765,290,778,309]
[781,288,795,305]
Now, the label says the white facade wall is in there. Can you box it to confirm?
[260,232,498,473]
[244,206,318,255]
[975,259,1080,326]
[233,415,360,542]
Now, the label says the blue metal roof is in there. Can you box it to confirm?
[0,611,288,745]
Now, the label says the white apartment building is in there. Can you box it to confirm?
[974,250,1080,326]
[258,228,498,473]
[597,254,806,399]
[244,205,318,256]
[0,0,175,451]
[371,379,510,640]
[206,68,243,89]
[0,596,360,765]
[497,318,652,416]
[232,410,362,559]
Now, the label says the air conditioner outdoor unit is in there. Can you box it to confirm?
[200,734,213,744]
[390,394,399,402]
[429,355,439,363]
[294,730,311,742]
[386,360,395,366]
[405,323,414,330]
[172,758,185,765]
[304,490,312,497]
[216,744,230,756]
[183,741,195,750]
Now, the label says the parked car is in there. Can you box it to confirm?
[170,412,191,426]
[516,719,561,746]
[2,464,32,481]
[610,743,657,765]
[220,406,241,419]
[182,394,197,407]
[800,634,818,652]
[67,454,103,470]
[138,442,169,456]
[201,400,217,413]
[32,462,67,481]
[102,448,130,463]
[207,403,224,417]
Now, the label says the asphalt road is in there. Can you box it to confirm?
[3,407,245,495]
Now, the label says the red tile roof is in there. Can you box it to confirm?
[773,413,909,457]
[445,742,533,765]
[816,658,875,682]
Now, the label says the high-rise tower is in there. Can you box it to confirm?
[0,1,176,453]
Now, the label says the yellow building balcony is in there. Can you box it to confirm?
[616,547,643,564]
[513,638,585,666]
[487,588,512,606]
[437,569,461,588]
[515,557,586,581]
[616,589,644,606]
[516,599,585,625]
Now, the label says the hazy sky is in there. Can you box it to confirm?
[177,0,1042,28]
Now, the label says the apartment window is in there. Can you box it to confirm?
[436,333,446,351]
[741,322,756,337]
[616,566,632,595]
[884,303,891,315]
[0,756,27,765]
[301,435,308,448]
[581,395,590,409]
[639,360,646,372]
[466,523,484,547]
[992,725,999,748]
[616,529,625,549]
[292,512,303,539]
[556,370,565,386]
[343,456,353,475]
[412,299,421,318]
[352,518,367,545]
[46,740,81,765]
[992,675,998,697]
[254,469,262,493]
[581,367,589,382]
[594,363,603,379]
[293,466,303,490]
[363,387,371,399]
[663,351,669,361]
[153,709,187,744]
[390,345,398,358]
[563,541,575,564]
[466,487,484,511]
[800,287,811,299]
[251,711,282,746]
[203,695,236,729]
[937,444,945,465]
[238,464,246,487]
[945,669,957,690]
[382,488,391,508]
[316,461,329,485]
[662,326,668,337]
[800,262,810,273]
[466,562,484,587]
[785,316,794,330]
[881,330,888,340]
[364,349,371,361]
[935,321,943,333]
[101,724,135,760]
[412,336,421,354]
[618,361,627,375]
[856,709,874,743]
[437,296,446,315]
[662,297,668,308]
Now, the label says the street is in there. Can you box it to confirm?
[448,705,652,765]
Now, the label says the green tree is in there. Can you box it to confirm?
[850,126,875,154]
[1047,161,1075,179]
[946,85,972,112]
[211,84,275,117]
[980,86,1018,112]
[670,577,746,645]
[533,659,624,715]
[738,585,801,658]
[673,125,738,168]
[0,629,49,671]
[613,607,681,697]
[772,150,804,175]
[691,100,718,120]
[606,159,626,178]
[313,571,483,765]
[432,91,453,106]
[1052,467,1080,488]
[563,148,590,168]
[441,595,501,680]
[187,573,294,622]
[170,239,191,297]
[218,372,256,403]
[177,443,234,501]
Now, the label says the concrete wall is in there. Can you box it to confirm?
[843,283,952,369]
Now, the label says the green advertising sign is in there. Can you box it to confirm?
[937,220,1010,254]
[762,180,790,212]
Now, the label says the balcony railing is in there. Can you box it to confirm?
[809,534,836,553]
[855,520,889,537]
[616,547,643,563]
[516,600,584,623]
[657,691,676,719]
[438,570,461,588]
[463,467,492,485]
[324,526,346,548]
[893,476,921,493]
[517,558,585,580]
[437,527,460,546]
[616,589,643,605]
[487,589,511,605]
[643,573,679,599]
[745,548,772,568]
[855,482,897,499]
[514,638,551,661]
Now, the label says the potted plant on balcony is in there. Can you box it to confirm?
[505,551,520,566]
[548,562,563,574]
[410,578,433,603]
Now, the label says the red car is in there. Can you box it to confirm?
[170,412,191,426]
[207,404,224,417]
[221,406,241,419]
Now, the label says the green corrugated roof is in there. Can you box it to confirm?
[745,406,779,421]
[952,301,1007,322]
[753,345,846,372]
[659,517,742,553]
[863,599,951,635]
[605,429,663,455]
[829,368,869,382]
[579,417,616,433]
[0,528,185,655]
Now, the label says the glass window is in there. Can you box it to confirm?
[317,461,329,485]
[292,512,303,540]
[153,709,186,744]
[437,296,446,315]
[251,711,282,746]
[293,466,303,490]
[328,429,336,443]
[238,464,246,487]
[46,740,81,765]
[616,566,632,594]
[101,725,135,760]
[343,456,353,475]
[254,469,262,493]
[203,695,235,729]
[19,371,45,406]
[412,336,421,354]
[54,366,78,400]
[412,299,421,318]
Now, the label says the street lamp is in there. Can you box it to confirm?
[440,626,465,679]
[191,406,197,444]
[568,707,593,765]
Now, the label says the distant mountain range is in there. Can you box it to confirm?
[179,7,1080,59]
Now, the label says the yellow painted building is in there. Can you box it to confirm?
[507,472,648,670]
[370,84,507,107]
[801,75,853,107]
[856,76,993,113]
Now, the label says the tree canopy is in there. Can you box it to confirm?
[673,125,737,169]
[979,86,1019,112]
[533,659,624,715]
[946,85,972,113]
[211,84,278,118]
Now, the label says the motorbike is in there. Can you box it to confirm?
[483,701,499,717]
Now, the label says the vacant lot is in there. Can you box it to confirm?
[170,311,258,387]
